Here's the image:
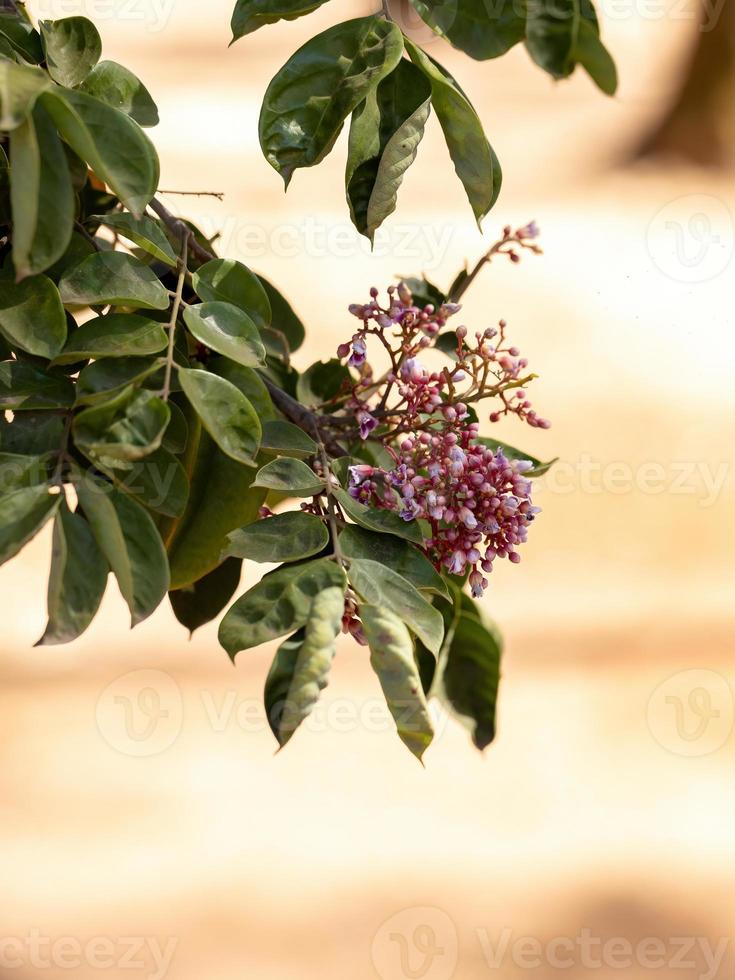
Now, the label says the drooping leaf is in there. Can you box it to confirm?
[0,59,48,130]
[0,275,67,359]
[573,14,617,94]
[169,556,243,636]
[178,368,261,466]
[232,0,331,40]
[408,0,526,60]
[0,483,59,565]
[79,60,159,127]
[267,585,344,747]
[441,612,502,750]
[53,313,168,366]
[208,359,274,420]
[183,302,266,368]
[260,419,317,457]
[218,557,347,657]
[73,386,170,462]
[346,58,431,241]
[224,510,329,563]
[90,212,177,266]
[75,470,169,625]
[347,558,444,655]
[0,359,74,409]
[405,39,500,225]
[477,436,557,476]
[259,16,404,187]
[89,446,189,518]
[58,251,169,310]
[166,436,265,589]
[332,486,423,546]
[339,524,449,600]
[37,498,108,645]
[257,275,305,353]
[361,604,434,761]
[161,400,188,454]
[525,0,616,94]
[40,16,102,88]
[10,102,74,278]
[39,86,159,215]
[253,456,324,496]
[192,259,271,330]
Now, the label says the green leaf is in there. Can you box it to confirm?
[0,359,74,409]
[162,400,188,453]
[253,456,324,496]
[346,58,431,241]
[400,275,446,310]
[232,0,331,40]
[332,486,423,546]
[0,275,67,359]
[295,358,349,408]
[260,419,317,457]
[339,525,449,600]
[224,510,329,563]
[219,556,346,657]
[208,359,274,420]
[0,14,43,64]
[191,259,271,330]
[441,612,502,750]
[166,429,266,589]
[525,0,616,93]
[0,411,64,455]
[39,86,159,215]
[75,355,165,407]
[265,586,344,747]
[53,313,168,366]
[74,386,170,462]
[405,39,500,225]
[169,557,243,636]
[178,368,261,466]
[0,452,49,494]
[361,604,434,761]
[37,498,108,645]
[89,446,189,518]
[79,61,159,127]
[347,558,443,655]
[10,102,74,278]
[0,59,48,130]
[0,483,59,566]
[40,17,101,88]
[184,302,266,368]
[408,0,525,60]
[257,275,305,352]
[573,15,617,94]
[75,470,169,625]
[259,16,404,187]
[90,212,176,266]
[476,436,557,477]
[58,251,170,310]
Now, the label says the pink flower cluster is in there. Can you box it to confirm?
[349,428,540,596]
[330,226,549,595]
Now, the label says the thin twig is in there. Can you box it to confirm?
[317,439,346,567]
[162,235,188,400]
[158,189,225,200]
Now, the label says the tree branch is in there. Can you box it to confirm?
[149,197,216,266]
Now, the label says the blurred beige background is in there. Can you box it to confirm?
[1,1,734,978]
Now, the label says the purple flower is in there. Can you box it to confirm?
[356,410,377,440]
[348,335,367,368]
[349,464,374,485]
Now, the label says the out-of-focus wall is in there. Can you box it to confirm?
[1,2,733,978]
